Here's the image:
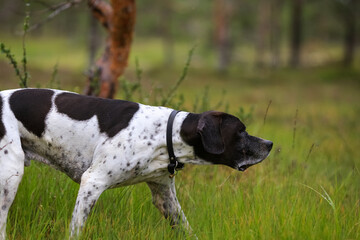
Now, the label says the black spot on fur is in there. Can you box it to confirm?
[4,150,8,154]
[9,89,54,137]
[4,189,9,196]
[0,96,5,139]
[1,205,6,210]
[55,92,139,138]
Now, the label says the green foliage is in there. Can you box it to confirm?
[162,46,196,107]
[87,67,101,96]
[192,86,228,113]
[121,57,144,102]
[121,76,141,102]
[121,47,198,112]
[120,47,233,114]
[135,57,143,102]
[0,43,28,88]
[0,1,30,88]
[47,63,61,89]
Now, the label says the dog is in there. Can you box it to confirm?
[0,88,272,238]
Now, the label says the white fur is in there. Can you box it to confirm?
[0,89,201,239]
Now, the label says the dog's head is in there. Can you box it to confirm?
[181,111,272,171]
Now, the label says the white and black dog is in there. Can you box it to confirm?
[0,88,272,238]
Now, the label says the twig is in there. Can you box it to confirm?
[21,0,30,88]
[34,0,67,11]
[0,44,21,80]
[135,57,143,102]
[263,100,272,125]
[162,46,196,106]
[27,0,83,32]
[306,143,315,161]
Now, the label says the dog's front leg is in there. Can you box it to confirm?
[147,177,195,237]
[69,169,108,238]
[0,142,24,240]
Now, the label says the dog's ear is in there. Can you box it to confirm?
[197,111,226,155]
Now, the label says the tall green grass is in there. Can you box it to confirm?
[1,36,359,240]
[6,73,360,239]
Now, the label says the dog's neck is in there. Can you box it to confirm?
[168,112,211,166]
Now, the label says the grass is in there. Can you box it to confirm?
[1,35,360,239]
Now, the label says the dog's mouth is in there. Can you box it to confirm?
[236,156,268,172]
[237,164,252,172]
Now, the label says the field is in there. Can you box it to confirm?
[1,36,360,239]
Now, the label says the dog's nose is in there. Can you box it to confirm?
[265,140,273,151]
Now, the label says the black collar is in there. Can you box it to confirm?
[166,110,185,177]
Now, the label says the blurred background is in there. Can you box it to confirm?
[0,0,359,91]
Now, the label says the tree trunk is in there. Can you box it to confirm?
[255,0,271,68]
[214,0,232,72]
[343,0,356,67]
[85,0,136,99]
[289,0,303,67]
[270,0,283,68]
[160,1,174,67]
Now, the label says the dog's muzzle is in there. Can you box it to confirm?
[237,140,273,171]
